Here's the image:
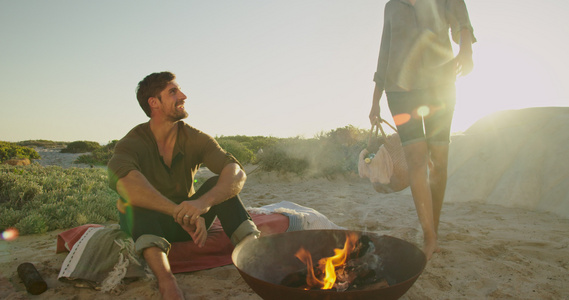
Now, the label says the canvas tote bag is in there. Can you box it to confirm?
[358,119,409,193]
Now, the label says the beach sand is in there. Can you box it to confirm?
[1,172,568,299]
[1,108,568,299]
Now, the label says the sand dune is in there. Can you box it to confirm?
[446,107,569,219]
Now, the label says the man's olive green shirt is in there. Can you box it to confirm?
[108,121,240,203]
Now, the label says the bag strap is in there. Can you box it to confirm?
[368,122,380,144]
[366,122,380,152]
[373,118,398,140]
[367,118,398,151]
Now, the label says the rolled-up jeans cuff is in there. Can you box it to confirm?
[135,234,171,255]
[230,220,260,245]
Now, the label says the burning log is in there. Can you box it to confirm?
[280,234,389,292]
[280,269,309,288]
[349,235,372,260]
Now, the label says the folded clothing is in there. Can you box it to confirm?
[247,201,345,231]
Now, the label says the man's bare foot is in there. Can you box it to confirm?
[423,239,440,260]
[158,277,184,300]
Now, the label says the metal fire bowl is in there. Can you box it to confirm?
[232,230,426,300]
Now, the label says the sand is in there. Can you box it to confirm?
[1,108,568,299]
[32,148,93,169]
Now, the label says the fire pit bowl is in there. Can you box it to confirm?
[232,230,426,300]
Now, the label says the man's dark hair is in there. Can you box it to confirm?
[136,71,176,117]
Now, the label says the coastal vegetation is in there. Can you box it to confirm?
[16,140,68,149]
[0,165,117,235]
[0,141,41,164]
[75,140,118,166]
[60,140,101,153]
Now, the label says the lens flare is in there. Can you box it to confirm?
[417,105,430,117]
[2,228,19,241]
[393,113,411,126]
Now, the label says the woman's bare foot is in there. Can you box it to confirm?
[423,238,440,260]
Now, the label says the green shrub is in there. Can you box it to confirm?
[257,138,312,175]
[0,165,118,235]
[314,125,368,176]
[15,213,48,235]
[0,208,25,230]
[75,140,118,166]
[256,125,368,177]
[217,136,279,153]
[7,180,43,209]
[16,140,68,149]
[258,147,309,175]
[216,135,279,164]
[0,141,40,163]
[61,141,101,153]
[217,139,256,165]
[317,125,368,147]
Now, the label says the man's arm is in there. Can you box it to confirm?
[173,163,246,225]
[116,169,178,216]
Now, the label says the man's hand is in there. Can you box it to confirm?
[181,217,207,248]
[173,199,209,226]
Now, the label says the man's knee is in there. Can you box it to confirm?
[191,176,219,199]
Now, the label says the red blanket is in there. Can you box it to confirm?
[57,213,288,274]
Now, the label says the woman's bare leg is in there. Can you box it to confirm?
[403,141,439,260]
[428,144,450,234]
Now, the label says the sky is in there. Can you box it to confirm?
[1,0,567,145]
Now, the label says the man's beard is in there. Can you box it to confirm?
[168,110,188,122]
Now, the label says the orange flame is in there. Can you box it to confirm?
[294,232,359,290]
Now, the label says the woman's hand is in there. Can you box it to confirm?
[369,84,383,125]
[455,50,474,77]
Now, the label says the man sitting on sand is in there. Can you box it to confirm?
[107,71,260,300]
